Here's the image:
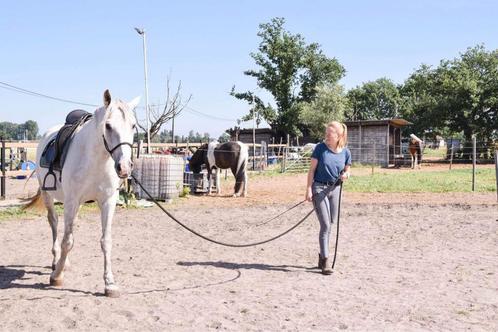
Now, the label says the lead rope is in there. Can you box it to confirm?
[131,174,315,248]
[331,181,343,269]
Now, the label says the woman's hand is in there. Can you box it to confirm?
[305,187,313,202]
[340,171,350,181]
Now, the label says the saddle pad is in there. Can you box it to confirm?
[40,111,92,171]
[40,138,58,169]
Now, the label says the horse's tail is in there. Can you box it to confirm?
[235,142,248,193]
[23,170,37,192]
[23,188,45,212]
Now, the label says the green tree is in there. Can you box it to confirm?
[22,120,39,140]
[345,78,402,121]
[400,64,443,139]
[0,120,39,140]
[231,17,345,137]
[401,45,498,144]
[218,132,231,143]
[299,84,347,140]
[0,122,17,140]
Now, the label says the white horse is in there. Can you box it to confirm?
[28,90,140,297]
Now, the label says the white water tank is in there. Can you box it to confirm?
[132,154,185,201]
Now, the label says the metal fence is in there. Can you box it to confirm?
[2,139,497,199]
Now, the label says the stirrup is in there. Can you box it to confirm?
[42,170,57,191]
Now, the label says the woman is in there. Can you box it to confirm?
[305,121,351,275]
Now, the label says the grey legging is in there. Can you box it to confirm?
[312,182,341,258]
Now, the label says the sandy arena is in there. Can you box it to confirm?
[1,172,497,331]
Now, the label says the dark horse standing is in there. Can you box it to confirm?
[189,141,248,197]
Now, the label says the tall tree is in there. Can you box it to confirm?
[400,64,442,139]
[299,83,347,140]
[231,17,345,137]
[23,120,39,140]
[401,45,498,143]
[345,78,402,121]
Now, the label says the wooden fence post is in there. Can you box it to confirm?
[449,144,454,170]
[495,150,498,202]
[277,137,283,159]
[1,140,5,200]
[472,136,476,192]
[372,142,376,175]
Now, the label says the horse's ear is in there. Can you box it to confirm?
[103,90,111,107]
[127,96,141,111]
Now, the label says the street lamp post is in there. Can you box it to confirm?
[252,94,256,171]
[134,27,151,153]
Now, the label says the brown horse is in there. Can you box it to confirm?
[408,136,423,169]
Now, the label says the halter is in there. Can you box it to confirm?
[102,135,134,157]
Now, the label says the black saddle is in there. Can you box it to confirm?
[40,109,93,190]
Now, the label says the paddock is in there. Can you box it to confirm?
[0,173,497,330]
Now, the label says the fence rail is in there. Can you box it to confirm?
[1,139,497,200]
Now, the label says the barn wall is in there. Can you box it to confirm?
[347,125,389,167]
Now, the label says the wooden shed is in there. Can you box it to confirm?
[344,119,411,167]
[228,127,275,147]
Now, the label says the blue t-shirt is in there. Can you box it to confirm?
[311,142,351,183]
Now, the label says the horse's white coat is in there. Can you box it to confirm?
[34,91,140,297]
[235,141,248,197]
[207,141,219,169]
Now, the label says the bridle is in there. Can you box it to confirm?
[102,134,134,157]
[102,134,135,178]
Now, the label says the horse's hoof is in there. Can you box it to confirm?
[50,277,63,287]
[105,285,121,298]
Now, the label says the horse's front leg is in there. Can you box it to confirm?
[215,169,221,195]
[411,155,415,169]
[50,200,79,287]
[98,195,120,297]
[207,171,213,195]
[242,170,248,197]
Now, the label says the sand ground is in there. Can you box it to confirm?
[1,171,497,331]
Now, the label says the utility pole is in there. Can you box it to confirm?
[171,109,175,144]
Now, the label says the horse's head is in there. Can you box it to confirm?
[100,90,140,178]
[189,144,208,173]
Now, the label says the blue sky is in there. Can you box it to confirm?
[1,0,497,138]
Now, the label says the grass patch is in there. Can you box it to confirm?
[345,168,496,193]
[0,206,34,221]
[0,201,102,222]
[423,147,447,159]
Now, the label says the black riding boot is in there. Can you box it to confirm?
[321,257,333,275]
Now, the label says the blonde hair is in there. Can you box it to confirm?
[326,121,348,149]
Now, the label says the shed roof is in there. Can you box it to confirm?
[344,119,412,127]
[237,128,274,134]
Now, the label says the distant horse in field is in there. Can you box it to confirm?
[189,141,248,197]
[408,134,423,169]
[26,90,140,297]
